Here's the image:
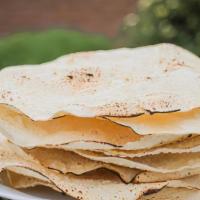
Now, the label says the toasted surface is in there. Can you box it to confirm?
[75,150,200,173]
[135,168,200,183]
[0,134,169,200]
[27,147,140,183]
[98,134,200,158]
[1,170,59,191]
[139,187,200,200]
[0,104,189,150]
[107,108,200,135]
[0,44,200,120]
[0,104,140,147]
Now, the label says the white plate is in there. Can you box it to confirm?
[0,184,74,200]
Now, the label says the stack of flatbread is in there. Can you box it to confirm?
[0,43,200,199]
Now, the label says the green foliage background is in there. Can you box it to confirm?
[120,0,200,56]
[0,30,111,68]
[0,0,200,69]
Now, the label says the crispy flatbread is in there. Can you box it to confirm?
[135,168,200,183]
[0,134,169,200]
[0,104,189,150]
[98,134,200,157]
[139,187,200,200]
[0,104,139,147]
[26,147,200,184]
[58,134,189,151]
[75,150,200,173]
[0,44,200,121]
[27,148,140,183]
[2,133,200,199]
[1,170,59,191]
[5,168,200,200]
[28,147,200,184]
[107,108,200,135]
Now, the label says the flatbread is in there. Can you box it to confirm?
[0,134,168,200]
[2,134,200,199]
[5,168,200,199]
[139,187,200,200]
[0,44,200,121]
[135,167,200,183]
[58,134,189,151]
[27,148,200,184]
[75,150,200,173]
[107,108,200,135]
[1,170,59,191]
[98,135,200,157]
[167,175,200,190]
[0,104,139,147]
[26,147,200,184]
[27,148,140,183]
[0,104,189,150]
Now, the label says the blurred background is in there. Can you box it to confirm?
[0,0,200,69]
